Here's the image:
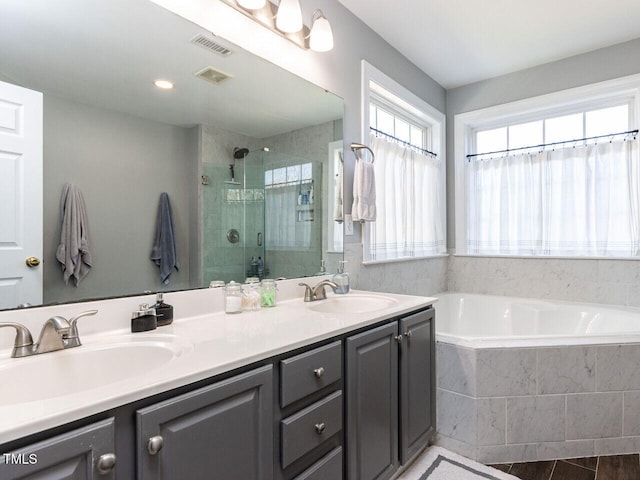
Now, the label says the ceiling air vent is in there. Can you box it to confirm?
[190,34,233,57]
[194,66,233,85]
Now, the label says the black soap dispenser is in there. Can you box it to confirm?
[153,293,174,326]
[131,303,157,332]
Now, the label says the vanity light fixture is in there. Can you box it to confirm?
[237,0,266,8]
[309,9,333,52]
[154,79,174,90]
[275,0,303,33]
[220,0,334,52]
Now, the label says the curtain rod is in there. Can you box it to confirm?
[467,129,639,160]
[370,127,438,157]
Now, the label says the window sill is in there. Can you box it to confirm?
[362,253,449,266]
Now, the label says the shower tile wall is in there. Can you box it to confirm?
[447,256,640,306]
[199,121,342,284]
[264,121,342,277]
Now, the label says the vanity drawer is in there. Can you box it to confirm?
[292,447,343,480]
[281,390,343,468]
[280,340,342,407]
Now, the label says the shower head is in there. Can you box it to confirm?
[233,147,250,159]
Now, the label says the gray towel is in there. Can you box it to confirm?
[55,183,93,286]
[150,192,179,284]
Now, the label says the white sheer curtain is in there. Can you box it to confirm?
[265,185,311,250]
[467,140,640,256]
[367,134,445,261]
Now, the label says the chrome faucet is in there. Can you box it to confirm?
[299,280,339,302]
[0,309,98,358]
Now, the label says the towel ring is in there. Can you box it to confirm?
[350,142,375,163]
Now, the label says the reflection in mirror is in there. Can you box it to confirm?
[0,0,343,310]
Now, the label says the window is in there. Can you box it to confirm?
[361,61,446,263]
[455,76,640,257]
[475,105,629,159]
[264,161,315,250]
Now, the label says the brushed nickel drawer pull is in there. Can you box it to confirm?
[96,453,117,474]
[313,367,325,378]
[148,435,164,455]
[315,422,326,434]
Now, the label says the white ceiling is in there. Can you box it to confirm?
[337,0,640,89]
[0,0,342,138]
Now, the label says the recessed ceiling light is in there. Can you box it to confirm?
[154,80,174,90]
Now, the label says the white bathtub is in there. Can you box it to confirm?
[434,292,640,348]
[434,293,640,463]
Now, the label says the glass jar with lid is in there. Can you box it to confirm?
[260,279,278,307]
[224,281,243,314]
[242,279,262,311]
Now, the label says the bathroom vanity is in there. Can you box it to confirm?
[0,284,435,480]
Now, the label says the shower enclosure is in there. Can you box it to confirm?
[201,149,323,284]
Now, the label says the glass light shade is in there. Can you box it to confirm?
[237,0,266,9]
[275,0,303,33]
[309,14,333,52]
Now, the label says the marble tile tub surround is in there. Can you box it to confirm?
[447,256,640,307]
[436,341,640,464]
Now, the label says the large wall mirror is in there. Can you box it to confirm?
[0,0,344,311]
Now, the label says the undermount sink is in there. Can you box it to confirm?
[307,294,398,314]
[0,335,192,405]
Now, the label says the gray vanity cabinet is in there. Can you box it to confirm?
[0,418,116,480]
[346,321,400,480]
[346,308,435,480]
[399,309,435,463]
[136,365,273,480]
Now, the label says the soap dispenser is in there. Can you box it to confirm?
[131,304,157,332]
[332,260,350,294]
[153,293,173,326]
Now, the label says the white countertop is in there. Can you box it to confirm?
[0,286,435,445]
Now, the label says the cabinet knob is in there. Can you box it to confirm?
[96,453,117,474]
[394,335,403,343]
[313,367,325,378]
[148,435,164,455]
[315,422,326,434]
[403,330,412,339]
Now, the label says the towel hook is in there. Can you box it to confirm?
[350,142,375,163]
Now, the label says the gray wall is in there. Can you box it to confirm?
[445,38,640,304]
[43,95,193,304]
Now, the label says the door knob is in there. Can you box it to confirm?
[25,257,40,268]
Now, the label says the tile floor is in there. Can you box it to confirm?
[490,454,640,480]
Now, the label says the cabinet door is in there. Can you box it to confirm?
[0,418,116,480]
[346,321,399,480]
[137,365,273,480]
[399,309,435,463]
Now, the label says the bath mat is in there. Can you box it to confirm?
[397,446,519,480]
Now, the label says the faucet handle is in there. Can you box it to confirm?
[0,322,34,358]
[66,310,98,347]
[298,283,314,302]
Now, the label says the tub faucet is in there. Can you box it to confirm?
[299,280,339,302]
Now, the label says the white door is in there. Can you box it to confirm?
[0,80,43,309]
